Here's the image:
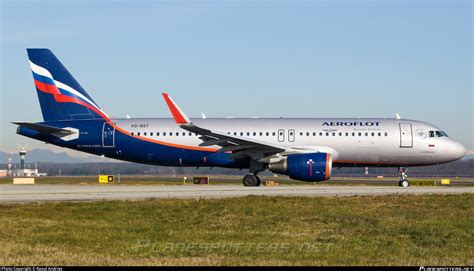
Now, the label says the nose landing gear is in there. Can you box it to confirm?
[398,167,410,187]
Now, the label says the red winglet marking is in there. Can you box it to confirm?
[162,93,188,124]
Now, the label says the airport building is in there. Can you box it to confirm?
[2,147,47,177]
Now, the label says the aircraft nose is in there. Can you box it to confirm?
[450,141,466,160]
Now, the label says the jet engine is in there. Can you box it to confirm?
[268,153,332,182]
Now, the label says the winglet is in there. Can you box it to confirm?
[162,93,192,125]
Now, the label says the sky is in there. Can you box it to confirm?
[1,0,472,155]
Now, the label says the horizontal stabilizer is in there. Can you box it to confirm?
[12,122,74,135]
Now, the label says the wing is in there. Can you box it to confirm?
[162,93,286,160]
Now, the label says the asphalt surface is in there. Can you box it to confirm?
[1,184,473,202]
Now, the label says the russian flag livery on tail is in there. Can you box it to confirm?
[27,49,109,121]
[15,49,466,187]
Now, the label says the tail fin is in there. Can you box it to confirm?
[27,48,109,121]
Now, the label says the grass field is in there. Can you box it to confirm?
[1,194,473,266]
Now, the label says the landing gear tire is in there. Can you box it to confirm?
[399,180,410,187]
[243,174,260,187]
[398,167,409,188]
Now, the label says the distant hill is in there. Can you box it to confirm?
[0,149,107,163]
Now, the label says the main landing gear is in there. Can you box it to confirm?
[398,167,410,187]
[242,160,264,187]
[242,174,261,187]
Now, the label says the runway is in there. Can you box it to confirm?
[1,184,473,202]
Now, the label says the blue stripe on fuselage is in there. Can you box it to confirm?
[17,119,247,169]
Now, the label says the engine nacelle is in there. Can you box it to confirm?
[268,153,332,182]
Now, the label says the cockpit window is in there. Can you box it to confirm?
[430,130,449,138]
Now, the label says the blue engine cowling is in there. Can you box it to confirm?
[268,153,332,182]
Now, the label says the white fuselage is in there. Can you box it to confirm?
[116,117,465,167]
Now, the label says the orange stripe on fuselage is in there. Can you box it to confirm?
[112,125,218,152]
[130,133,217,152]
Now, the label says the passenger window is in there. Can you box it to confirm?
[189,132,192,136]
[326,132,329,136]
[345,132,349,136]
[163,132,166,136]
[319,132,323,136]
[240,132,243,136]
[272,132,276,136]
[234,132,237,136]
[247,132,250,136]
[144,132,147,136]
[131,132,134,136]
[384,132,388,136]
[358,132,361,136]
[332,132,336,136]
[371,132,374,137]
[266,132,269,136]
[253,132,256,136]
[313,132,316,136]
[306,132,310,136]
[150,132,153,136]
[182,132,185,136]
[352,132,355,136]
[378,132,381,136]
[339,132,342,136]
[259,132,263,136]
[300,132,303,136]
[137,132,141,136]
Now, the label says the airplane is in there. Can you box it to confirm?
[14,49,466,187]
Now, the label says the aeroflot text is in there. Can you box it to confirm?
[322,121,381,127]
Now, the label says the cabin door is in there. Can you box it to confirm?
[399,123,413,148]
[102,122,116,147]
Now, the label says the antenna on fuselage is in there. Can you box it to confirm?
[396,113,401,120]
[201,113,207,119]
